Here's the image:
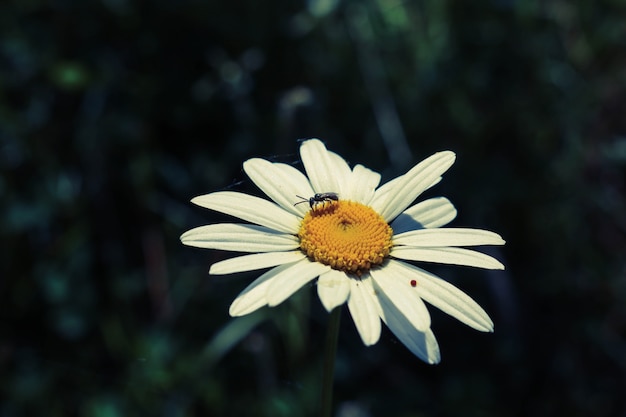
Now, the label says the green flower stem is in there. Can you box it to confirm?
[321,307,341,417]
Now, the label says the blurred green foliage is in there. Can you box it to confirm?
[1,0,625,416]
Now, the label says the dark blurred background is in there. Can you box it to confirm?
[1,0,625,416]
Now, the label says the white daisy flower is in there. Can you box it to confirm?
[181,139,505,364]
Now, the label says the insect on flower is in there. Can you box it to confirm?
[294,192,339,209]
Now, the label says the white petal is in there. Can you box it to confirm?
[371,174,403,201]
[180,223,299,252]
[392,261,494,332]
[383,313,441,364]
[266,259,330,307]
[229,265,286,316]
[370,264,431,331]
[192,191,301,234]
[243,158,314,217]
[390,197,457,234]
[328,150,353,197]
[374,175,441,203]
[347,274,382,346]
[371,151,456,222]
[209,251,306,275]
[343,164,381,205]
[317,270,351,312]
[394,228,506,247]
[391,246,505,270]
[299,139,347,196]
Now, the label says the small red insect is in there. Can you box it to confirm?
[410,280,417,287]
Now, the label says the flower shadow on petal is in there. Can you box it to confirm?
[391,213,426,232]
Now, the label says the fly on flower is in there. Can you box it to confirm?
[181,138,505,364]
[294,192,339,209]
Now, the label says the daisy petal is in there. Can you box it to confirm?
[393,261,494,332]
[343,164,381,205]
[394,228,506,247]
[390,197,457,234]
[371,174,401,200]
[375,175,442,203]
[243,158,314,216]
[317,270,351,312]
[328,150,353,196]
[192,191,301,234]
[300,139,347,196]
[266,259,330,307]
[382,312,441,364]
[180,223,300,252]
[391,246,505,270]
[347,274,382,346]
[371,151,456,222]
[370,264,431,331]
[229,265,283,316]
[209,251,306,275]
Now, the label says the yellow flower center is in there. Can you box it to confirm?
[297,200,393,275]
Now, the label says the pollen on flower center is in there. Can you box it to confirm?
[297,200,393,275]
